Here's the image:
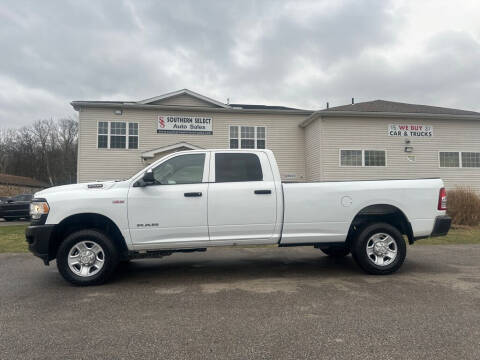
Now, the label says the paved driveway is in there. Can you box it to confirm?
[1,245,479,359]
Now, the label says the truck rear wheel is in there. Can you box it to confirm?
[351,223,406,275]
[56,229,119,286]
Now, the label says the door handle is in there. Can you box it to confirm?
[254,190,272,195]
[184,192,202,197]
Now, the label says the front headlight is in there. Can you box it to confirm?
[30,200,50,220]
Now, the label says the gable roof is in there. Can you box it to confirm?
[141,142,203,159]
[0,173,49,188]
[138,89,231,108]
[323,100,480,116]
[71,89,313,114]
[301,99,480,127]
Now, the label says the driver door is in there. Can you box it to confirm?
[128,152,210,249]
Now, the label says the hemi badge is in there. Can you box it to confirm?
[88,183,103,188]
[112,200,125,204]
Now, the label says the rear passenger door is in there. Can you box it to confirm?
[207,152,277,244]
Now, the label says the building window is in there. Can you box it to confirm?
[230,126,238,149]
[97,121,139,149]
[229,126,266,149]
[98,122,108,148]
[439,152,480,168]
[110,122,126,148]
[128,123,139,149]
[340,150,386,167]
[364,150,386,167]
[340,150,362,166]
[439,152,460,167]
[461,152,480,168]
[256,126,265,149]
[241,126,255,148]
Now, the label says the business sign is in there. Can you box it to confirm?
[157,115,213,135]
[388,124,433,137]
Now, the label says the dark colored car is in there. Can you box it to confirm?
[0,194,33,221]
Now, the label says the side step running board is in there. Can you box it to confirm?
[128,248,207,259]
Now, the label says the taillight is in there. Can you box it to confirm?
[438,187,447,210]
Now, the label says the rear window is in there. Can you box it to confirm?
[215,153,263,182]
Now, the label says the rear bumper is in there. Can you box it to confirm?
[430,215,452,237]
[25,225,55,265]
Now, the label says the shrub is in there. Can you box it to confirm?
[447,187,480,226]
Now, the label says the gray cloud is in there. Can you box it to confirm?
[0,0,479,127]
[310,30,480,109]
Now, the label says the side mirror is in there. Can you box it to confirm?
[134,171,155,187]
[143,171,155,184]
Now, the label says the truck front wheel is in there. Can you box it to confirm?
[351,223,406,275]
[56,229,119,286]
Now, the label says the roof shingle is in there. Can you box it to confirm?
[323,100,480,116]
[229,104,301,110]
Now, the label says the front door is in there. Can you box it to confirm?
[128,152,209,248]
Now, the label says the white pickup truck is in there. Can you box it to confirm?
[26,149,451,285]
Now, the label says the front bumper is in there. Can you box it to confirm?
[25,225,55,265]
[430,215,452,237]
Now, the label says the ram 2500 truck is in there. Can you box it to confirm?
[26,149,451,285]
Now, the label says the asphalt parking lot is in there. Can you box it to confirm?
[1,245,479,360]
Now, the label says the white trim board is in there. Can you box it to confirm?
[141,142,203,159]
[138,89,231,109]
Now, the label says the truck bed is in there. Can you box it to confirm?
[280,178,445,244]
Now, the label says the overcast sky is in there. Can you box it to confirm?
[0,0,479,127]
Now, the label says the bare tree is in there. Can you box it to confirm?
[0,118,78,185]
[30,119,55,185]
[57,118,78,184]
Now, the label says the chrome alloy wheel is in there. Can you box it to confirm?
[67,241,105,277]
[366,233,398,267]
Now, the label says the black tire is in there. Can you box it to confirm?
[56,229,119,286]
[351,222,406,275]
[321,246,350,257]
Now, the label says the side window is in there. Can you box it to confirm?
[215,153,263,182]
[152,154,205,185]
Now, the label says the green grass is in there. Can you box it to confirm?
[0,224,479,253]
[0,225,28,253]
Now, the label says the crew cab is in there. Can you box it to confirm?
[26,149,451,285]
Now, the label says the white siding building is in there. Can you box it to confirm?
[72,89,480,192]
